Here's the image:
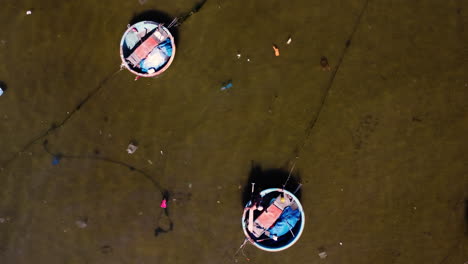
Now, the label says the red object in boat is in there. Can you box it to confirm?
[255,203,283,230]
[127,35,160,68]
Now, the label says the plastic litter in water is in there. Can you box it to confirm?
[221,82,233,91]
[273,45,280,56]
[286,37,292,45]
[26,10,32,15]
[75,219,88,229]
[127,143,138,154]
[52,155,61,165]
[160,199,167,208]
[0,88,3,96]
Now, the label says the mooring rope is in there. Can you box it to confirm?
[0,68,122,170]
[170,0,208,27]
[291,0,370,161]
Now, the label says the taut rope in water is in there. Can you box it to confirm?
[168,0,208,28]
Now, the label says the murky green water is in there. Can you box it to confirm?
[0,0,467,263]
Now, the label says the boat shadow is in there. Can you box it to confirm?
[241,162,302,207]
[0,80,8,92]
[129,10,180,46]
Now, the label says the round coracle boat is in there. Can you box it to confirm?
[120,21,176,78]
[242,188,305,252]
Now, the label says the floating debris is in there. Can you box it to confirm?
[286,36,292,45]
[0,88,3,96]
[26,10,32,15]
[318,251,327,259]
[188,183,192,188]
[75,218,88,229]
[100,245,113,254]
[273,45,280,56]
[52,154,62,165]
[221,81,233,91]
[320,56,331,71]
[160,199,167,208]
[127,143,138,154]
[236,52,241,59]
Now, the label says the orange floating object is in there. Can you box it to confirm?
[272,45,280,56]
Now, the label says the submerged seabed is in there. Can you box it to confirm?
[0,0,467,263]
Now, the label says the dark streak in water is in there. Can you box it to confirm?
[42,140,166,195]
[175,0,208,26]
[0,69,121,170]
[293,0,370,158]
[42,140,174,235]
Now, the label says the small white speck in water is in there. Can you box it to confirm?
[75,219,88,229]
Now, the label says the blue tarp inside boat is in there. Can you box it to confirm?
[267,206,301,238]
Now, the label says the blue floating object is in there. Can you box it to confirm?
[221,82,233,91]
[52,155,61,165]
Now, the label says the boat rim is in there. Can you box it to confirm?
[119,21,176,78]
[241,188,305,252]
